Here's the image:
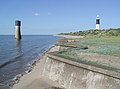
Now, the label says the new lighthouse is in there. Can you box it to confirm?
[96,15,100,30]
[15,20,21,39]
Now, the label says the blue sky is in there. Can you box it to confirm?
[0,0,120,35]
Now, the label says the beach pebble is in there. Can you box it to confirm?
[32,61,37,66]
[13,74,23,84]
[25,68,32,73]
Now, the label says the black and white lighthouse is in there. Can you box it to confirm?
[96,15,100,30]
[15,20,21,40]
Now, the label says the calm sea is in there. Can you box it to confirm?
[0,35,60,89]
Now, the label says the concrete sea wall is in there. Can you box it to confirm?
[42,46,120,89]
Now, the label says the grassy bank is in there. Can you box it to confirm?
[55,36,120,70]
[57,37,120,57]
[59,28,120,37]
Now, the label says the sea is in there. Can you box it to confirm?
[0,35,60,89]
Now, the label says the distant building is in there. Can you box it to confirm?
[96,15,100,30]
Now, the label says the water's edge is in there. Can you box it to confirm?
[9,45,55,89]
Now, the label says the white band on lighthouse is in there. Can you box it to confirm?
[96,24,100,30]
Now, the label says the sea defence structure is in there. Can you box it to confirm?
[43,45,120,89]
[96,15,100,30]
[15,20,21,39]
[12,38,120,89]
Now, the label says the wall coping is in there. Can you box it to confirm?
[46,52,120,80]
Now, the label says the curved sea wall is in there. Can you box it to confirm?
[42,46,120,89]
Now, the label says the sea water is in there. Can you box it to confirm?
[0,35,60,89]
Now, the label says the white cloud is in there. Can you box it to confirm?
[34,13,40,16]
[34,12,52,16]
[48,12,52,16]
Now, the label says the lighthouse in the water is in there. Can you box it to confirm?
[15,20,21,40]
[96,15,100,30]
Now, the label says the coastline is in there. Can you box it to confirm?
[11,35,120,89]
[12,45,62,89]
[54,34,84,38]
[0,35,62,89]
[12,35,82,89]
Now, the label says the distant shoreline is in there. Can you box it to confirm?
[54,34,84,38]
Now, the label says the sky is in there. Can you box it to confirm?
[0,0,120,35]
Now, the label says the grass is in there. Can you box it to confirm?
[56,41,88,49]
[79,37,120,57]
[57,37,120,57]
[59,28,120,37]
[55,36,120,70]
[56,49,120,72]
